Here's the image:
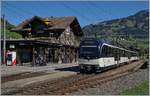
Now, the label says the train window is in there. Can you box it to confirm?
[106,46,113,57]
[101,46,105,57]
[107,47,109,56]
[114,51,117,61]
[123,51,125,57]
[134,53,136,56]
[125,51,128,57]
[107,47,110,57]
[101,45,109,57]
[112,48,114,57]
[122,50,124,57]
[106,46,111,57]
[111,48,114,57]
[109,47,113,57]
[130,53,133,57]
[79,45,99,58]
[134,53,137,56]
[124,51,126,56]
[128,53,131,59]
[121,50,124,57]
[103,47,106,57]
[118,50,120,59]
[113,48,115,57]
[114,48,119,61]
[119,50,122,57]
[105,46,108,57]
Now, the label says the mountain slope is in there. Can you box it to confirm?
[1,18,22,39]
[82,10,149,49]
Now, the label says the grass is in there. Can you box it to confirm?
[135,38,149,49]
[121,80,149,95]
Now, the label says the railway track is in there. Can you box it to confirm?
[4,60,144,95]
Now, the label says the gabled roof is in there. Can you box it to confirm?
[11,16,83,36]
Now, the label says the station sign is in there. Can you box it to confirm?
[9,44,15,48]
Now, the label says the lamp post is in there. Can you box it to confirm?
[3,14,6,65]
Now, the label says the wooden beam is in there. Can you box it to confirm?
[32,47,35,66]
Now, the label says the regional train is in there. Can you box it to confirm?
[78,38,139,73]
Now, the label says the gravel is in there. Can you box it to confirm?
[71,68,149,95]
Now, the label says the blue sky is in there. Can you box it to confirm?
[1,1,149,27]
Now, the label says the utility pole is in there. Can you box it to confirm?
[3,14,6,65]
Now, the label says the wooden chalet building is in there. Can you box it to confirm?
[4,16,83,66]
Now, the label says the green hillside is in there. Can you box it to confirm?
[82,10,149,50]
[1,18,22,39]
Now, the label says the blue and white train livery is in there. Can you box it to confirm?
[78,38,139,73]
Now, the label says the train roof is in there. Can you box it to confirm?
[81,38,110,44]
[81,38,138,54]
[102,43,138,54]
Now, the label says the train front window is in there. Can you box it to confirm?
[79,45,99,58]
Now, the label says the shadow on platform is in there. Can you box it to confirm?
[140,60,149,69]
[55,66,79,72]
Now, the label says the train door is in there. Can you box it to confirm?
[128,52,131,63]
[110,47,115,66]
[101,46,106,67]
[114,49,120,66]
[101,45,109,67]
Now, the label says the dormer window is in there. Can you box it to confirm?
[66,27,71,35]
[32,23,44,31]
[31,20,46,36]
[49,33,54,37]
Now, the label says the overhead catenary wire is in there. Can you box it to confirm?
[4,3,78,28]
[3,2,106,28]
[3,1,145,39]
[4,2,37,17]
[86,2,104,21]
[5,2,90,26]
[80,2,103,25]
[61,2,112,26]
[3,2,39,25]
[87,1,112,19]
[62,2,94,23]
[4,6,27,21]
[4,6,75,30]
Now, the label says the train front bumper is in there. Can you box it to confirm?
[79,64,100,72]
